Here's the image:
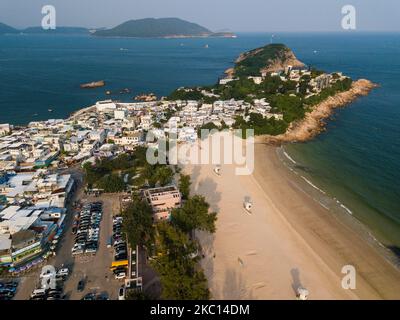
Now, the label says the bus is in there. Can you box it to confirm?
[110,260,129,271]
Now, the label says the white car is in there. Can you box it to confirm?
[31,288,47,298]
[57,268,69,277]
[115,272,126,280]
[72,249,84,256]
[85,248,97,254]
[118,286,125,300]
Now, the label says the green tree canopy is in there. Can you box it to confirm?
[122,197,155,249]
[171,195,217,234]
[97,174,125,193]
[178,174,191,200]
[151,222,209,300]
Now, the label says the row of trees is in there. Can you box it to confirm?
[122,172,217,300]
[151,174,217,299]
[233,113,288,136]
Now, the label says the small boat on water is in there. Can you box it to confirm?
[119,88,131,94]
[48,109,53,112]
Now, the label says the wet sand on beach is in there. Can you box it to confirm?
[184,143,400,299]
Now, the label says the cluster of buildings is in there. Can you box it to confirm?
[0,171,74,271]
[0,63,349,271]
[0,118,76,270]
[220,65,350,100]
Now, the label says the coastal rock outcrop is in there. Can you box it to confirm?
[80,80,105,89]
[258,79,378,145]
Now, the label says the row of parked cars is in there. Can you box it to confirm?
[30,267,69,300]
[112,216,128,280]
[72,202,103,256]
[0,280,18,300]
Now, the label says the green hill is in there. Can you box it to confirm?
[232,44,305,77]
[0,22,18,34]
[93,17,233,38]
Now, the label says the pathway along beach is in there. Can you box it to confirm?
[184,143,400,299]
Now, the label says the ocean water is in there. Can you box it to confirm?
[0,32,399,250]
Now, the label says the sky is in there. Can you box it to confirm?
[0,0,399,32]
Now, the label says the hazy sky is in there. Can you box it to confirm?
[1,0,399,32]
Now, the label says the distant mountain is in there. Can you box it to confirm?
[93,18,235,38]
[22,27,89,34]
[0,22,18,34]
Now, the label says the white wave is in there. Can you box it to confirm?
[340,204,353,215]
[301,176,326,195]
[318,201,330,210]
[283,151,297,164]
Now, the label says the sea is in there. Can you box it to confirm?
[0,32,399,253]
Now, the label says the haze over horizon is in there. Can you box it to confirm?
[0,0,399,32]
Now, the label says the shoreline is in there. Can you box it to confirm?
[256,79,378,145]
[184,142,400,299]
[277,145,400,268]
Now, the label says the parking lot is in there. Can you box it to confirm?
[59,194,124,300]
[14,192,125,300]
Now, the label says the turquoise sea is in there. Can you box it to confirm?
[0,32,399,253]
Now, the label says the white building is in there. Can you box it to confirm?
[96,100,117,112]
[114,109,127,120]
[0,124,11,136]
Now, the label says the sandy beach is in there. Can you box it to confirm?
[183,143,400,300]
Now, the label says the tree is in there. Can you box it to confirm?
[141,164,174,187]
[122,197,155,249]
[178,174,191,200]
[155,166,174,187]
[151,222,210,300]
[97,174,125,193]
[171,195,217,234]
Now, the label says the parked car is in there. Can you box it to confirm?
[57,268,69,277]
[82,293,96,300]
[77,279,85,292]
[115,272,126,280]
[118,286,125,300]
